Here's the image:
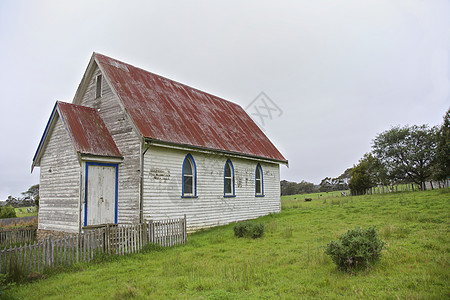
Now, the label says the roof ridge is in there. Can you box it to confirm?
[58,100,98,111]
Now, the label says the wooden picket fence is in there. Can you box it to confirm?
[0,227,37,247]
[0,216,187,275]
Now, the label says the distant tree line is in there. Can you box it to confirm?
[0,184,39,219]
[1,184,39,208]
[280,172,350,196]
[348,108,450,195]
[281,108,449,197]
[280,180,315,196]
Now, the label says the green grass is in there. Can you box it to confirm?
[282,183,421,204]
[14,207,37,218]
[282,190,349,203]
[3,189,450,299]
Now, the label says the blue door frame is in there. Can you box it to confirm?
[84,162,119,226]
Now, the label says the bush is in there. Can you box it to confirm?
[233,222,265,239]
[0,206,17,219]
[325,226,385,272]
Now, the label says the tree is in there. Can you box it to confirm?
[297,180,316,194]
[285,181,300,195]
[433,108,450,182]
[364,152,388,186]
[349,165,370,195]
[337,168,352,186]
[349,153,386,195]
[0,205,17,219]
[319,177,333,192]
[372,125,437,190]
[22,184,40,208]
[280,180,316,196]
[5,196,19,207]
[349,155,373,195]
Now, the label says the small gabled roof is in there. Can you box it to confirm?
[32,101,122,171]
[87,53,287,164]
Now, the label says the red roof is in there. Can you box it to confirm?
[32,101,122,171]
[57,101,122,158]
[95,53,287,163]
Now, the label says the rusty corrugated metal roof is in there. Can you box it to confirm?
[95,53,287,163]
[32,101,122,171]
[57,101,122,158]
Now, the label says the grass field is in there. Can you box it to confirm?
[2,189,449,299]
[281,183,421,202]
[14,207,37,218]
[282,190,349,202]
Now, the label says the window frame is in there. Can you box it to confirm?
[95,74,102,99]
[223,159,235,197]
[182,154,197,198]
[255,163,264,197]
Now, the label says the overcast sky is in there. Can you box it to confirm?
[0,0,449,200]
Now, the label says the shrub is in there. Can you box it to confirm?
[0,206,17,219]
[250,223,265,239]
[233,222,265,239]
[325,226,384,272]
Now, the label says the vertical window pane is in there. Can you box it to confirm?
[184,176,193,194]
[183,159,192,175]
[256,179,261,194]
[225,163,231,177]
[225,178,232,194]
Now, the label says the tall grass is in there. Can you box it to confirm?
[3,189,449,299]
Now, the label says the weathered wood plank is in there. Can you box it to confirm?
[143,146,281,232]
[78,66,141,225]
[38,117,80,232]
[0,218,186,275]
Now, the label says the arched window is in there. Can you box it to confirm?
[182,154,196,197]
[224,159,235,197]
[255,163,264,196]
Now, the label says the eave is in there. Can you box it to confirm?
[145,138,289,166]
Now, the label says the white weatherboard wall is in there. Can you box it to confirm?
[78,65,141,224]
[38,117,80,233]
[143,145,281,231]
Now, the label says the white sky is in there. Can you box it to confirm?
[0,0,449,200]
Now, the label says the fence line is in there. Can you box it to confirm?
[0,216,187,275]
[0,216,38,227]
[0,227,37,247]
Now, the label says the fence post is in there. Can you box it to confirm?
[37,242,40,273]
[28,243,32,273]
[142,222,148,248]
[183,214,187,244]
[48,236,53,268]
[148,220,154,244]
[10,246,15,274]
[105,224,110,255]
[0,246,3,274]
